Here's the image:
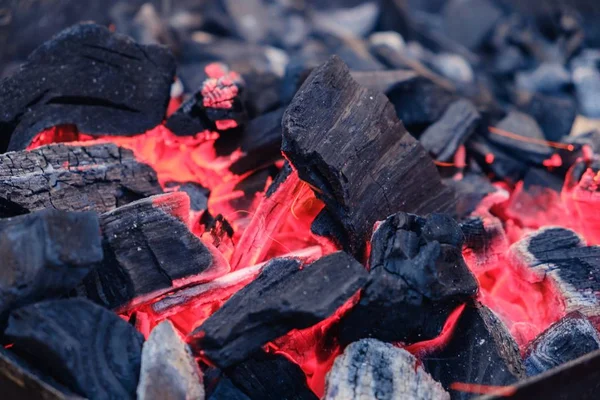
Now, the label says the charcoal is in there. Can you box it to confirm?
[242,69,282,116]
[137,321,204,400]
[442,0,503,50]
[339,212,478,344]
[516,91,577,142]
[5,298,144,400]
[0,23,175,152]
[189,252,368,368]
[419,99,480,161]
[282,56,456,256]
[208,0,269,44]
[209,376,250,400]
[279,55,321,105]
[445,173,497,218]
[166,62,246,135]
[522,167,564,193]
[350,69,420,94]
[524,312,600,376]
[515,63,572,94]
[467,136,528,182]
[78,192,222,311]
[165,181,210,212]
[423,301,526,398]
[0,210,102,322]
[508,227,600,317]
[572,50,600,118]
[225,350,317,400]
[0,143,162,213]
[429,52,475,85]
[324,339,449,400]
[311,208,350,250]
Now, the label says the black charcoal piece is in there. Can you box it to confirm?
[225,350,317,400]
[525,312,600,376]
[5,298,144,400]
[508,227,600,317]
[339,212,478,344]
[165,181,210,212]
[189,252,367,368]
[442,0,503,50]
[0,143,162,213]
[517,91,577,143]
[78,192,217,311]
[282,56,456,256]
[324,339,449,400]
[419,99,480,161]
[467,136,528,183]
[209,376,250,400]
[445,172,497,218]
[423,302,526,399]
[0,23,175,152]
[137,321,204,400]
[0,209,102,321]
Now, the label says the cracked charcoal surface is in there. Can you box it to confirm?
[0,22,176,152]
[0,143,162,214]
[324,339,449,400]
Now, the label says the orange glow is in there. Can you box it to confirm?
[488,126,575,151]
[450,382,516,396]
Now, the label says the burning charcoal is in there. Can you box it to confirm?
[79,192,224,311]
[442,0,503,50]
[189,252,367,368]
[524,312,600,376]
[419,99,481,162]
[5,298,144,400]
[166,62,247,135]
[165,181,210,212]
[460,214,508,269]
[0,23,176,152]
[0,143,162,213]
[445,173,498,218]
[324,339,449,400]
[282,56,456,256]
[339,212,478,344]
[508,227,600,317]
[516,91,577,142]
[423,302,526,398]
[0,209,102,322]
[225,350,317,400]
[137,321,204,400]
[467,136,528,182]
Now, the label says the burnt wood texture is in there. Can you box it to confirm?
[282,55,456,257]
[0,22,176,152]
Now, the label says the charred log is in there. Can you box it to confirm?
[189,252,367,368]
[0,23,175,152]
[0,209,102,322]
[0,143,162,213]
[423,301,526,399]
[137,321,204,400]
[339,212,478,344]
[324,339,449,400]
[282,55,456,257]
[5,298,144,400]
[524,312,600,376]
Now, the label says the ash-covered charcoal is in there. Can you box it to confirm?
[0,210,102,322]
[423,301,526,398]
[0,143,162,213]
[165,181,210,212]
[0,22,176,152]
[508,227,600,317]
[324,339,449,400]
[419,99,481,162]
[78,192,223,311]
[166,62,247,135]
[524,312,600,376]
[137,321,204,400]
[225,350,317,400]
[5,298,144,400]
[282,56,456,256]
[339,212,478,344]
[189,252,367,368]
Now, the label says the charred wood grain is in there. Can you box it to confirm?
[0,23,175,152]
[0,209,102,322]
[282,55,456,257]
[0,143,162,213]
[189,252,368,368]
[324,339,449,400]
[5,298,144,400]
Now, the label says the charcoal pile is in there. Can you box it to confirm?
[3,1,600,400]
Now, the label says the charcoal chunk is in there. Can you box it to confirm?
[79,192,221,311]
[282,56,456,256]
[5,298,144,400]
[0,210,102,321]
[189,252,368,368]
[165,181,210,212]
[517,91,577,142]
[423,302,525,399]
[525,312,600,376]
[0,23,176,152]
[339,212,478,344]
[0,143,162,213]
[442,0,503,50]
[420,99,480,161]
[325,339,449,400]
